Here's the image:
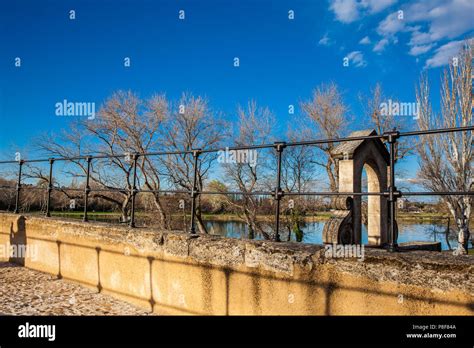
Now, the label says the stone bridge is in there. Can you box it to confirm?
[0,213,472,315]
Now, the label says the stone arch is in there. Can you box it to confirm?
[323,130,389,246]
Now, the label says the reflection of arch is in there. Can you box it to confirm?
[323,130,390,246]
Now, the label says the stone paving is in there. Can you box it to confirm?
[0,262,150,315]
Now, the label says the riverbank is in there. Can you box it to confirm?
[45,211,473,227]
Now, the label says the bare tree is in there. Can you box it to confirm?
[160,93,227,233]
[280,127,318,241]
[416,41,473,255]
[35,91,169,225]
[205,179,228,214]
[300,82,350,193]
[359,83,414,160]
[219,101,275,239]
[101,93,170,228]
[0,178,16,211]
[282,128,318,194]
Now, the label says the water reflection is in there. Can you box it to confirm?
[51,212,470,251]
[205,220,470,251]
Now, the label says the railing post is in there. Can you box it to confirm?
[190,149,201,234]
[385,130,400,252]
[83,156,92,222]
[45,158,55,217]
[14,160,24,214]
[273,142,286,242]
[129,153,139,228]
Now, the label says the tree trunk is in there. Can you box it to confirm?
[152,194,169,230]
[196,213,207,234]
[453,218,470,255]
[327,157,339,206]
[120,196,131,223]
[243,210,255,239]
[195,198,208,234]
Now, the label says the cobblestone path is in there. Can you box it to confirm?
[0,262,150,315]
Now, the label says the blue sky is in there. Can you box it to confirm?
[0,0,473,186]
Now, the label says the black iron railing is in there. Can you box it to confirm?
[0,125,473,252]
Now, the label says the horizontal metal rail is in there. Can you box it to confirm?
[1,125,471,165]
[0,125,472,252]
[2,185,471,197]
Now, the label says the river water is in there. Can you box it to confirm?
[204,220,471,251]
[49,212,471,251]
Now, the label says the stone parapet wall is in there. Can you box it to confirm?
[0,212,472,315]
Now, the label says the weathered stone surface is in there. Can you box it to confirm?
[0,212,472,315]
[163,232,192,257]
[321,248,474,294]
[244,241,318,275]
[189,235,244,266]
[3,213,473,294]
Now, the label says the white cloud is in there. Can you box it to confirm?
[346,51,367,67]
[318,33,331,46]
[330,0,359,23]
[373,0,474,61]
[329,0,397,23]
[373,38,389,53]
[409,30,433,46]
[359,36,371,44]
[377,12,405,37]
[409,43,435,56]
[361,0,397,14]
[374,12,417,53]
[405,0,474,45]
[405,0,474,66]
[424,40,464,68]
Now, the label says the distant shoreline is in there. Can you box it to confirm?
[43,211,473,227]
